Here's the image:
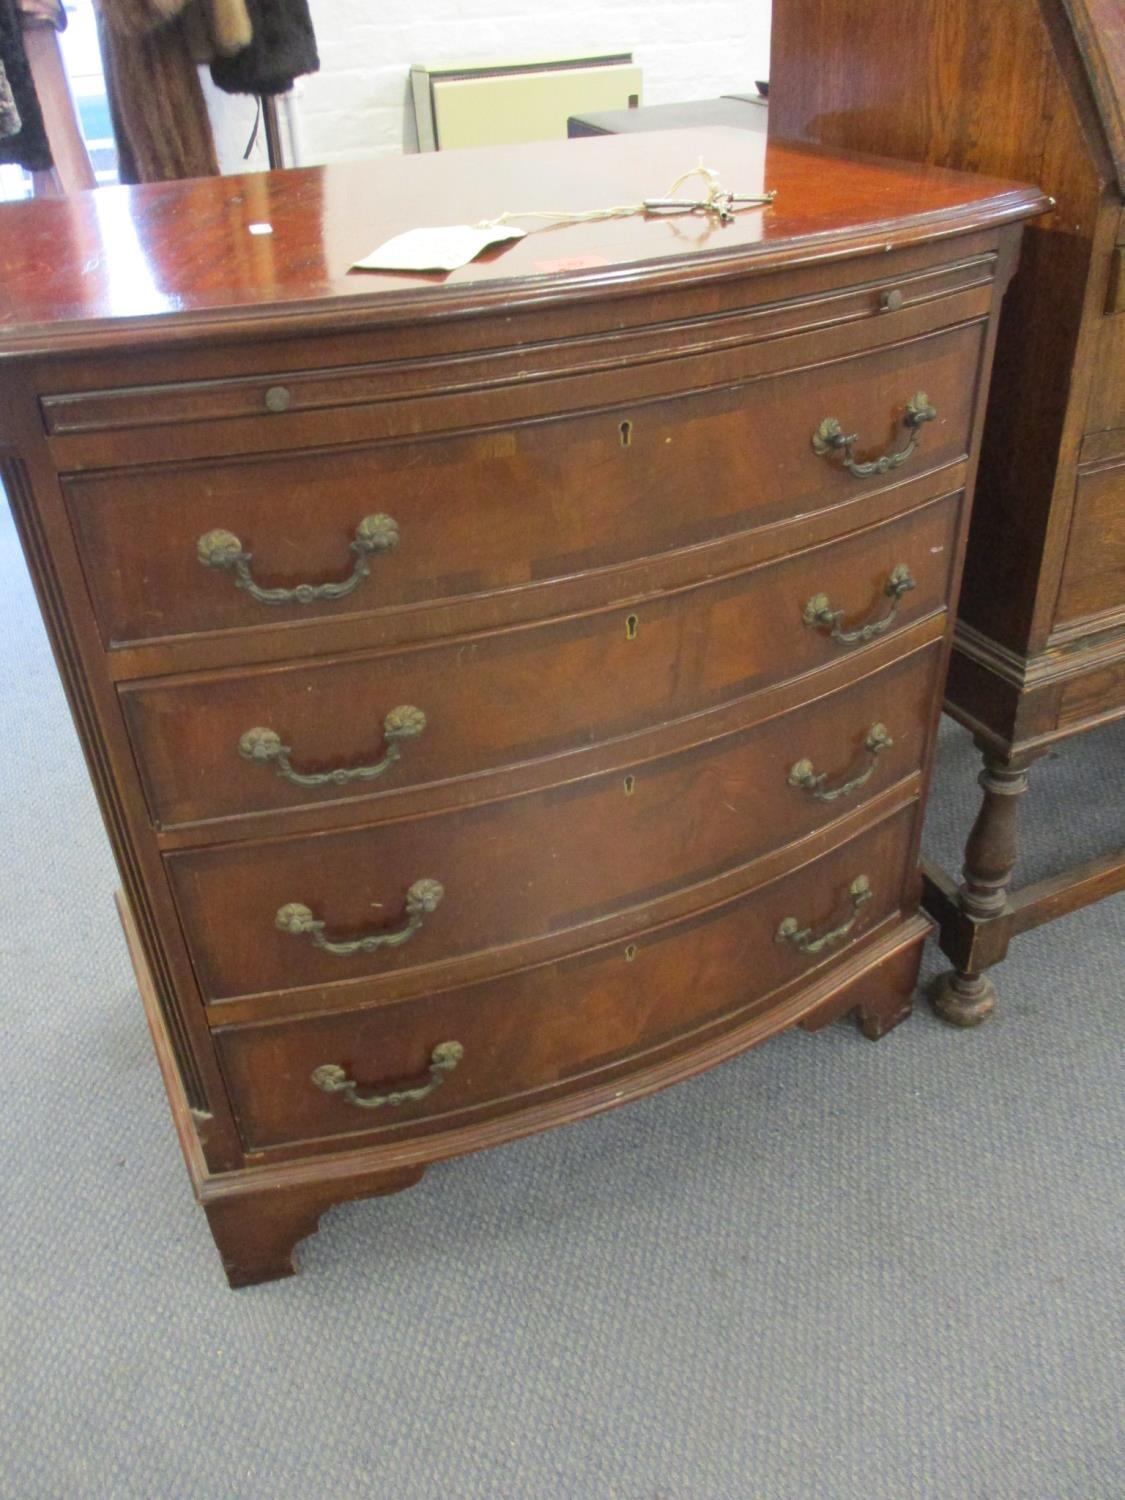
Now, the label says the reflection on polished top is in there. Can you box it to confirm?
[0,128,1045,352]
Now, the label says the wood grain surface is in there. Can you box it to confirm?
[0,127,1042,1279]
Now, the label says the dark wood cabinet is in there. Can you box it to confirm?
[0,129,1043,1283]
[770,0,1125,1023]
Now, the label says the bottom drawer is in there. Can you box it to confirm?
[216,802,918,1151]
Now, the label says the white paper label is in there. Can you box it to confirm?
[352,224,526,273]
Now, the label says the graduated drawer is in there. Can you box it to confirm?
[124,492,961,834]
[41,254,995,440]
[167,642,940,1004]
[214,802,917,1150]
[66,321,983,651]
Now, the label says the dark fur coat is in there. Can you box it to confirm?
[210,0,318,96]
[0,0,51,170]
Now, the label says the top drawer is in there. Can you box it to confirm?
[63,320,985,652]
[40,253,995,442]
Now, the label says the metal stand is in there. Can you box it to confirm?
[261,96,284,170]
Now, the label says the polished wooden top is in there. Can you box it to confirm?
[0,128,1045,354]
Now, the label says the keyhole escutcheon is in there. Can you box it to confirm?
[619,420,633,447]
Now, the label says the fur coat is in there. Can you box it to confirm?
[96,0,219,182]
[0,0,51,170]
[0,58,20,142]
[97,0,319,182]
[104,0,251,52]
[210,0,318,96]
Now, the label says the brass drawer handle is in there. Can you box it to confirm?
[803,564,916,646]
[239,706,426,789]
[275,878,443,956]
[197,513,399,606]
[812,392,936,478]
[311,1041,463,1111]
[788,724,893,803]
[775,875,872,955]
[816,390,936,477]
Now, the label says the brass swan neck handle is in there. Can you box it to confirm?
[239,706,426,789]
[775,876,873,956]
[276,878,444,957]
[788,724,893,802]
[803,564,916,646]
[812,392,937,478]
[197,513,399,606]
[311,1042,463,1111]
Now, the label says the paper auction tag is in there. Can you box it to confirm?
[352,223,526,273]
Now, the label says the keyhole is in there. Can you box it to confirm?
[623,774,636,796]
[624,943,638,962]
[619,420,633,447]
[625,613,639,640]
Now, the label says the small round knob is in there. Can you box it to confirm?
[881,288,905,312]
[264,385,292,413]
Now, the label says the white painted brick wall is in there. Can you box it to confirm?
[210,0,772,170]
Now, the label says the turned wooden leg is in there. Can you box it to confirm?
[203,1165,426,1287]
[931,747,1036,1028]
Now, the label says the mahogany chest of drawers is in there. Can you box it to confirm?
[770,0,1125,1021]
[0,129,1044,1284]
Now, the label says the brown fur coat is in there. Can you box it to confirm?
[96,0,220,182]
[101,0,251,52]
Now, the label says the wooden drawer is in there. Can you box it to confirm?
[167,644,939,1004]
[214,802,918,1150]
[40,255,995,439]
[123,493,960,832]
[1055,454,1125,626]
[66,321,984,650]
[1057,658,1125,729]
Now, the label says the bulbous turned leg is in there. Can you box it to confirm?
[931,968,998,1028]
[931,749,1035,1028]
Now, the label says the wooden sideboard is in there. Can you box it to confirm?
[0,129,1043,1283]
[770,0,1125,1024]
